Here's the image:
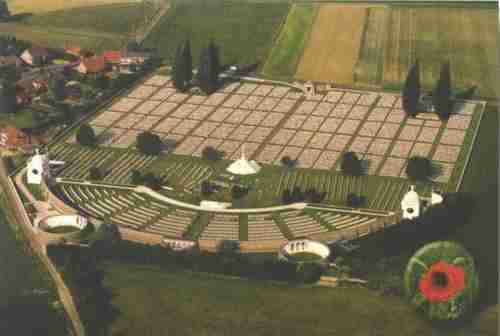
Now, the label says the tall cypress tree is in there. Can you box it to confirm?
[183,40,192,85]
[207,39,220,78]
[402,60,420,118]
[433,62,452,120]
[172,43,186,91]
[198,45,219,94]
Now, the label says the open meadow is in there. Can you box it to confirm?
[142,0,288,67]
[264,3,498,98]
[6,0,141,14]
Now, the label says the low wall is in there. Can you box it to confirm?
[118,227,163,246]
[41,215,87,230]
[199,239,286,253]
[43,181,78,215]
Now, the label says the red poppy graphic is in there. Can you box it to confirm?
[418,261,466,302]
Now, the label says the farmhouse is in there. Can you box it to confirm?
[76,56,107,74]
[20,46,50,66]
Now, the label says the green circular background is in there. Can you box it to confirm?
[404,241,479,320]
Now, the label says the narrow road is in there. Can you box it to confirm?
[0,160,86,336]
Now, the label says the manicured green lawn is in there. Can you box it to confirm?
[261,4,316,79]
[103,261,497,336]
[143,1,288,67]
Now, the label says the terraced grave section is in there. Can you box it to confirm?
[52,182,395,246]
[73,73,485,192]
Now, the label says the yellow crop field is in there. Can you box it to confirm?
[295,4,368,85]
[8,0,141,14]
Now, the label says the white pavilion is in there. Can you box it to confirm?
[401,185,444,219]
[226,145,261,176]
[27,149,65,185]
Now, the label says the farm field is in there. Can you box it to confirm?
[18,3,148,36]
[142,0,288,67]
[6,0,141,14]
[261,4,317,79]
[100,261,496,336]
[295,4,367,84]
[264,3,498,98]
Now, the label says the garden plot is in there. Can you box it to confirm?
[446,115,471,130]
[256,144,283,163]
[186,95,207,105]
[288,130,313,147]
[209,107,234,122]
[318,117,342,133]
[326,134,351,151]
[270,129,296,145]
[171,104,198,119]
[192,121,220,137]
[114,113,144,129]
[261,113,285,127]
[225,109,252,124]
[216,140,242,158]
[366,138,391,156]
[151,88,177,101]
[340,92,360,105]
[220,82,241,93]
[110,97,143,112]
[376,93,398,108]
[239,96,263,110]
[230,142,259,160]
[417,127,440,143]
[367,107,390,122]
[268,86,290,98]
[90,111,123,127]
[247,127,273,142]
[308,133,332,149]
[205,93,228,106]
[229,125,256,141]
[285,91,303,100]
[153,117,182,134]
[236,83,258,95]
[324,91,344,103]
[432,145,461,163]
[284,115,307,129]
[301,116,325,131]
[243,111,268,125]
[189,106,214,120]
[133,100,162,114]
[173,136,205,155]
[295,101,318,115]
[337,119,361,135]
[128,85,158,99]
[273,99,296,113]
[150,101,178,116]
[440,129,466,146]
[312,102,334,116]
[297,148,322,168]
[358,121,382,137]
[167,93,190,103]
[314,150,340,169]
[275,146,303,163]
[211,123,237,139]
[258,98,284,113]
[385,109,406,123]
[357,93,378,106]
[349,136,372,153]
[330,104,352,118]
[144,75,170,87]
[348,106,370,120]
[379,157,406,177]
[222,94,247,108]
[253,84,275,96]
[362,154,384,175]
[398,125,421,141]
[111,130,141,148]
[390,140,413,158]
[305,94,324,102]
[172,120,199,135]
[410,142,432,157]
[377,123,401,139]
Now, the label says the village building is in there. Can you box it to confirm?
[76,55,107,75]
[0,125,44,150]
[0,55,23,68]
[20,46,50,66]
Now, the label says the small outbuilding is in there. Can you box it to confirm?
[226,145,261,176]
[401,185,420,220]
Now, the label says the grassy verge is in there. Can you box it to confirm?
[261,4,317,78]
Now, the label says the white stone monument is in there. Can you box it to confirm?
[401,185,420,220]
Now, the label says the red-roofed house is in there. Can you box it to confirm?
[76,56,108,74]
[103,50,122,64]
[64,43,82,57]
[0,125,30,149]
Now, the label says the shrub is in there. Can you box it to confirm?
[136,131,163,155]
[406,156,434,181]
[281,156,297,168]
[88,166,104,180]
[130,169,143,185]
[142,172,163,190]
[202,146,222,161]
[76,124,97,147]
[231,185,247,199]
[346,193,366,208]
[340,152,363,176]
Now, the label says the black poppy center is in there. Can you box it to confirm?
[432,272,449,288]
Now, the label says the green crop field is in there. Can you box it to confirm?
[263,3,498,98]
[18,3,148,36]
[142,0,288,67]
[261,4,317,80]
[101,261,496,336]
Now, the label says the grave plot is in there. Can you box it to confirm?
[390,140,413,158]
[432,145,461,163]
[297,148,322,168]
[376,93,397,108]
[189,106,214,120]
[150,88,177,101]
[308,133,332,149]
[288,130,313,147]
[225,109,252,124]
[167,92,190,104]
[239,96,263,110]
[324,90,344,103]
[261,113,285,127]
[357,93,378,106]
[362,154,384,175]
[228,125,256,141]
[185,95,207,105]
[133,100,162,115]
[209,107,234,122]
[379,157,406,177]
[247,127,273,143]
[410,142,432,157]
[314,150,341,170]
[340,92,360,105]
[153,117,183,134]
[417,127,440,143]
[192,121,220,137]
[220,82,241,93]
[111,130,141,148]
[301,116,325,132]
[294,101,318,115]
[171,104,198,119]
[192,138,224,157]
[173,136,205,155]
[114,113,144,129]
[326,134,352,152]
[348,136,372,154]
[312,102,334,117]
[273,99,296,113]
[229,142,259,160]
[222,94,247,108]
[256,144,283,164]
[236,83,258,95]
[243,111,268,125]
[439,129,466,146]
[283,115,307,129]
[216,140,241,158]
[377,123,401,139]
[368,107,390,122]
[358,121,382,137]
[270,129,296,145]
[128,85,158,99]
[348,105,370,120]
[172,119,200,135]
[253,84,275,96]
[330,103,352,118]
[109,97,143,112]
[211,123,237,139]
[337,119,361,135]
[398,125,421,141]
[144,75,170,87]
[275,146,303,163]
[366,138,391,156]
[268,86,290,98]
[90,111,123,127]
[150,101,178,116]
